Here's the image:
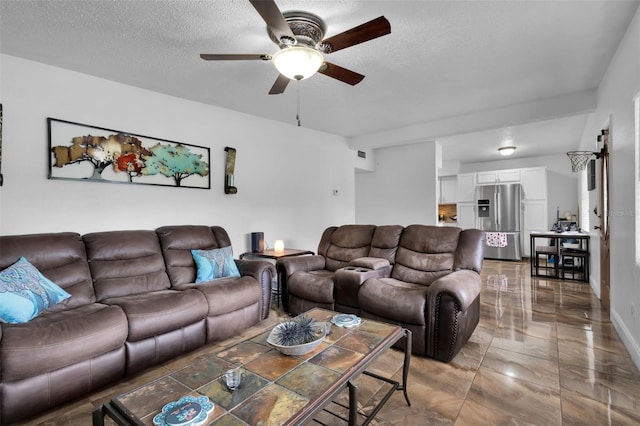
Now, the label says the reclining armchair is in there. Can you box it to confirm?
[358,225,484,361]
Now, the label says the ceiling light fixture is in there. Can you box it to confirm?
[272,46,324,81]
[498,146,516,156]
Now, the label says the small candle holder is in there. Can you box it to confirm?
[274,240,284,254]
[223,367,244,391]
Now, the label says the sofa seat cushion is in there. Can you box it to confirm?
[288,270,335,304]
[183,276,262,317]
[359,278,428,325]
[104,289,207,342]
[1,303,128,382]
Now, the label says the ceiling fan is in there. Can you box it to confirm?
[200,0,391,95]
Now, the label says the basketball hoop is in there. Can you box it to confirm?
[566,151,594,173]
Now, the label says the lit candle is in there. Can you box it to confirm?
[274,240,284,254]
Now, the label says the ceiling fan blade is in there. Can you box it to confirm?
[319,62,365,86]
[249,0,295,42]
[200,54,271,61]
[322,16,391,53]
[269,74,290,95]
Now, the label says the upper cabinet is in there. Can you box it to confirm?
[439,176,458,204]
[457,173,476,202]
[455,167,547,203]
[476,169,521,185]
[521,167,547,200]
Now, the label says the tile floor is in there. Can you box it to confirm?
[18,259,640,425]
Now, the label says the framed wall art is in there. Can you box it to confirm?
[48,118,210,189]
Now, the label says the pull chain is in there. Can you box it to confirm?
[296,83,301,127]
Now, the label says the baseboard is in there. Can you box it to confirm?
[611,309,640,372]
[589,276,600,299]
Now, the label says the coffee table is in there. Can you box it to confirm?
[93,308,411,425]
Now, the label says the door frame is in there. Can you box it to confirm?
[598,127,611,312]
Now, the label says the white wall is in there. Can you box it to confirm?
[355,141,438,225]
[0,55,356,253]
[460,154,579,228]
[576,6,640,369]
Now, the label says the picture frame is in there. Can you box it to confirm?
[48,118,210,189]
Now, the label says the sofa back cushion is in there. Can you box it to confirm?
[368,225,403,264]
[156,225,233,286]
[391,225,462,286]
[84,230,171,300]
[319,225,376,272]
[0,232,95,310]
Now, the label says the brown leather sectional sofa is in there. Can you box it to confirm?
[0,225,275,424]
[277,224,484,362]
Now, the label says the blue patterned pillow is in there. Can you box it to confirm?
[191,246,241,283]
[0,257,71,324]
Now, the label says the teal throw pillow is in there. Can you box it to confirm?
[191,246,241,283]
[0,257,72,324]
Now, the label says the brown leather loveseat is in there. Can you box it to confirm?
[0,225,274,424]
[277,224,484,362]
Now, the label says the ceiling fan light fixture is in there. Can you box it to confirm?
[272,46,324,80]
[498,146,516,156]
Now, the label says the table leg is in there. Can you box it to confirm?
[530,236,534,276]
[92,403,138,426]
[348,381,358,425]
[92,406,105,426]
[401,329,412,406]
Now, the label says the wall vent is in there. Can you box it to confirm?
[357,150,366,159]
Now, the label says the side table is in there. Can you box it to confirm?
[239,248,314,307]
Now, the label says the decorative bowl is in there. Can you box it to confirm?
[266,322,326,356]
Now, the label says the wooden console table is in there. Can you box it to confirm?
[240,248,314,260]
[529,231,590,282]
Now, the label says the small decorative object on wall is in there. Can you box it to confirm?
[224,146,237,194]
[48,118,210,189]
[0,103,3,186]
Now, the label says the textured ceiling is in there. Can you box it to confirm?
[1,0,638,163]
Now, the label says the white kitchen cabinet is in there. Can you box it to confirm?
[476,171,498,185]
[476,169,521,185]
[498,169,521,183]
[522,199,548,257]
[457,173,476,202]
[439,176,458,204]
[521,167,547,200]
[456,202,476,229]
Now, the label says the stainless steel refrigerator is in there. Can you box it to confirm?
[475,183,522,260]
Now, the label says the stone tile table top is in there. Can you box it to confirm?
[94,308,411,426]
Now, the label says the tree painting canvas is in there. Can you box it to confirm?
[48,118,210,189]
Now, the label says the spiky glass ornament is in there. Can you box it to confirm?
[273,315,318,346]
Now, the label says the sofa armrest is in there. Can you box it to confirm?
[427,270,481,311]
[276,255,325,312]
[236,259,276,319]
[277,255,326,276]
[426,269,482,361]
